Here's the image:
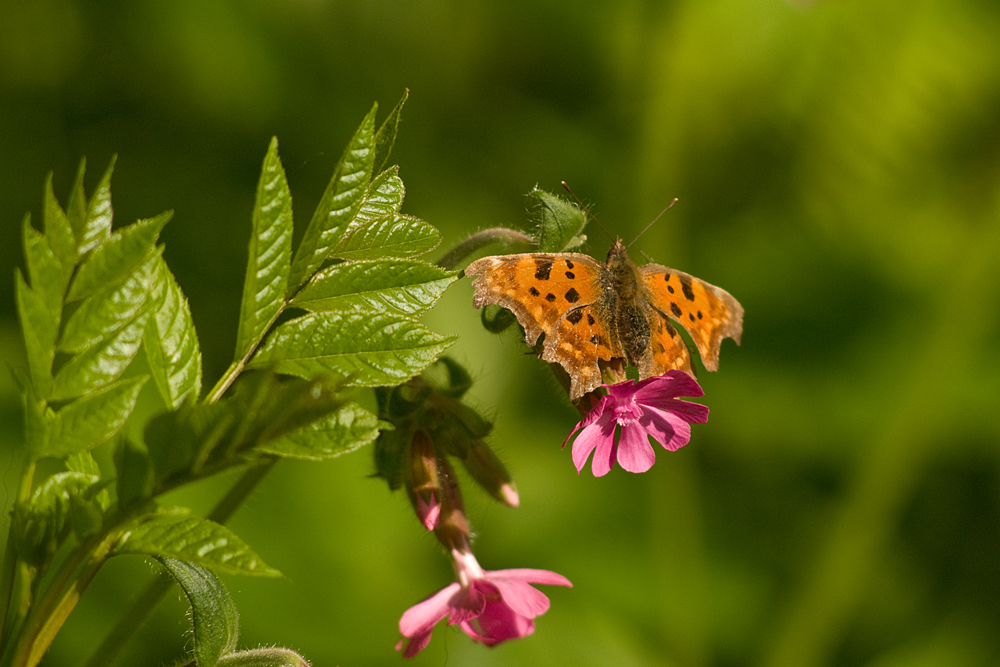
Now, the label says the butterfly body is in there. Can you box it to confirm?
[466,238,742,401]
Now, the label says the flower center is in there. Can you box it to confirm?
[612,397,642,425]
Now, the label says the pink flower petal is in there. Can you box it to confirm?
[632,370,704,400]
[488,578,551,618]
[399,630,433,658]
[641,406,692,451]
[590,423,618,477]
[641,396,709,423]
[485,568,573,588]
[399,582,461,636]
[447,585,486,625]
[416,492,440,530]
[571,410,615,473]
[615,421,656,473]
[464,599,536,645]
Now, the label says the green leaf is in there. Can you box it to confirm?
[50,312,148,401]
[159,557,239,667]
[260,402,380,460]
[287,104,378,291]
[43,376,148,458]
[531,188,588,252]
[143,254,203,408]
[15,270,57,397]
[15,471,101,566]
[66,211,171,303]
[58,250,156,354]
[43,172,77,276]
[144,373,347,486]
[248,311,457,386]
[217,648,309,667]
[14,368,50,456]
[65,450,111,510]
[234,137,293,362]
[113,437,154,510]
[23,214,65,323]
[115,510,280,576]
[291,259,457,316]
[355,167,404,225]
[66,158,88,248]
[79,156,117,254]
[372,89,408,176]
[329,214,441,260]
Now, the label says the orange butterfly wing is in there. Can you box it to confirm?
[466,253,622,399]
[639,264,743,371]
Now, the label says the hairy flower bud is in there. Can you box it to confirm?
[461,441,518,507]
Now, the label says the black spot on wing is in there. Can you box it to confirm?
[534,258,553,281]
[670,302,683,317]
[565,271,575,279]
[565,288,580,303]
[587,313,595,325]
[667,285,675,294]
[567,309,583,325]
[545,293,556,302]
[529,287,539,297]
[565,259,575,269]
[679,274,696,301]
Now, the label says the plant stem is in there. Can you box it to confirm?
[435,227,534,271]
[0,458,36,651]
[81,457,280,667]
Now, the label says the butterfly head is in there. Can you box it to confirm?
[606,237,632,269]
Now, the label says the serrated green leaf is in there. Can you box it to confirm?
[248,311,457,386]
[43,376,147,458]
[287,105,378,291]
[355,167,404,225]
[260,402,379,460]
[50,313,148,401]
[66,158,88,247]
[330,214,441,260]
[291,259,457,316]
[59,250,156,354]
[144,254,203,408]
[159,557,239,667]
[66,212,171,303]
[80,156,117,254]
[372,90,407,177]
[113,437,154,510]
[15,368,50,456]
[23,214,65,323]
[65,451,110,510]
[115,511,280,576]
[44,173,77,276]
[15,270,56,397]
[531,188,588,252]
[16,471,101,566]
[235,137,293,362]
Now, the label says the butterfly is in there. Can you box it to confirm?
[465,238,743,401]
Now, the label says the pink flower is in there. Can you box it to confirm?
[396,549,572,658]
[564,370,709,476]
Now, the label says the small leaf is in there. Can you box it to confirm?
[14,369,50,456]
[67,212,171,303]
[248,311,457,386]
[287,104,378,291]
[159,557,239,667]
[79,156,117,254]
[143,254,203,408]
[43,376,148,458]
[58,250,156,354]
[531,188,587,252]
[15,270,57,397]
[234,138,293,362]
[113,437,155,510]
[260,402,380,460]
[15,471,101,566]
[217,648,309,667]
[372,89,408,176]
[43,173,77,276]
[50,312,148,401]
[23,214,65,322]
[65,451,111,510]
[115,511,280,576]
[66,158,88,247]
[355,167,404,225]
[329,214,441,260]
[291,259,457,316]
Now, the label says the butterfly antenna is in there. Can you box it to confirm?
[561,181,613,242]
[627,198,678,250]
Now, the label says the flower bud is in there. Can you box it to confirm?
[404,430,442,530]
[460,441,518,507]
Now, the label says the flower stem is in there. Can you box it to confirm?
[0,457,36,651]
[436,228,534,271]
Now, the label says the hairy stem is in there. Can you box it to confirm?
[436,227,534,271]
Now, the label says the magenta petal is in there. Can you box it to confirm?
[641,396,709,423]
[632,370,704,400]
[615,422,656,473]
[571,410,615,473]
[399,582,461,636]
[472,599,536,645]
[489,578,551,618]
[590,426,617,477]
[447,585,486,625]
[642,406,692,451]
[486,568,573,588]
[400,629,434,658]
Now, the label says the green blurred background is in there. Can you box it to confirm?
[2,0,999,665]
